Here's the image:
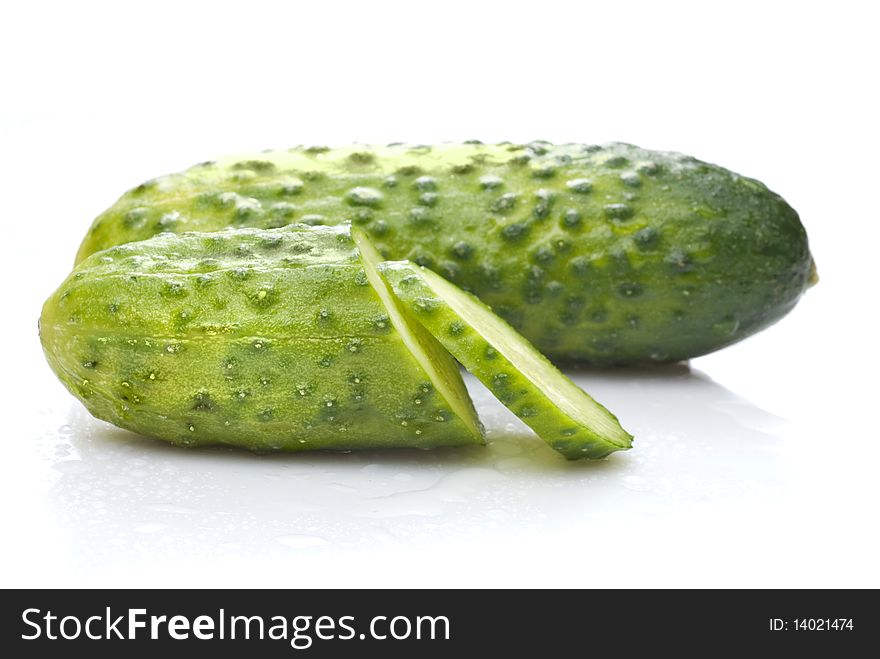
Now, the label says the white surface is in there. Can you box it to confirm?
[1,0,878,588]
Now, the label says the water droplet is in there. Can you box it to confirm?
[414,175,437,191]
[566,178,593,193]
[348,187,383,207]
[480,175,503,190]
[275,534,330,549]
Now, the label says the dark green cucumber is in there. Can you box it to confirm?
[75,142,814,364]
[41,225,483,451]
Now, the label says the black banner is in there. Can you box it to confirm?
[1,589,875,656]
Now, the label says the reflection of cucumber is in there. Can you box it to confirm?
[368,248,632,459]
[40,225,483,451]
[75,142,814,364]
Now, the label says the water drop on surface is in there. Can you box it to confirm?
[275,534,330,549]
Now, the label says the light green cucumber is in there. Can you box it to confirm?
[364,243,632,459]
[74,142,814,364]
[40,225,483,451]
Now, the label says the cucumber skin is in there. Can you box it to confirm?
[379,260,632,460]
[76,142,814,364]
[41,225,482,451]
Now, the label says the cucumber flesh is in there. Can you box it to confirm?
[366,244,633,459]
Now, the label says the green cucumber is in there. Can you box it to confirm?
[74,142,815,364]
[40,225,483,451]
[369,251,632,459]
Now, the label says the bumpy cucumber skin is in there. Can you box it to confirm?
[379,261,632,459]
[42,225,483,451]
[76,142,813,364]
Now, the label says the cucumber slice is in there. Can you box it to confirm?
[355,232,633,459]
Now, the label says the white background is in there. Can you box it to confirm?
[1,0,878,588]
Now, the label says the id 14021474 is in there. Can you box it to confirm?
[769,619,854,631]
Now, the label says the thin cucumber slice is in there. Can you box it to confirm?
[357,242,633,459]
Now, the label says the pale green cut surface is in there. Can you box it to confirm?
[354,229,484,443]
